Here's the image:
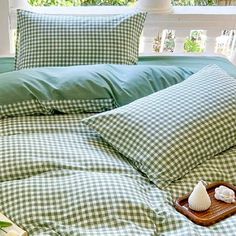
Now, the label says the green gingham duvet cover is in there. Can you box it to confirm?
[0,64,236,235]
[1,113,236,236]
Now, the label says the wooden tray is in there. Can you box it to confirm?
[175,182,236,226]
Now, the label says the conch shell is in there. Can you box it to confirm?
[215,185,235,203]
[188,181,211,211]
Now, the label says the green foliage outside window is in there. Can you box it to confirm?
[184,31,204,53]
[184,39,203,53]
[29,0,234,6]
[28,0,136,6]
[172,0,217,6]
[153,30,204,54]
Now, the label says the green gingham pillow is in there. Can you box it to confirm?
[15,10,147,70]
[82,65,236,188]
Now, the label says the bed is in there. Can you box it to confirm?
[0,54,236,236]
[1,7,236,235]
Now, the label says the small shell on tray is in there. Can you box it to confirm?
[215,185,235,203]
[188,181,211,211]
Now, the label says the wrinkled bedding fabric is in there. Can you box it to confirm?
[1,114,236,236]
[0,65,192,119]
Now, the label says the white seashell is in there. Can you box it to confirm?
[215,185,235,203]
[188,181,211,211]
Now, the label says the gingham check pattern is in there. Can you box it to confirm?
[1,113,236,235]
[15,10,146,70]
[83,65,236,189]
[0,99,116,118]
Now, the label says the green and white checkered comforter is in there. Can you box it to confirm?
[0,113,236,236]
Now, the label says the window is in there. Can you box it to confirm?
[172,0,236,6]
[28,0,137,6]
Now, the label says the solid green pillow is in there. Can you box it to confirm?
[82,65,236,188]
[0,65,192,118]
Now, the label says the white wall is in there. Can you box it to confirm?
[0,0,11,56]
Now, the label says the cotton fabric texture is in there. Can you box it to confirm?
[1,113,236,235]
[82,65,236,188]
[0,65,192,118]
[1,63,236,235]
[15,10,147,70]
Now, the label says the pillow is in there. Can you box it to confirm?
[82,65,236,188]
[0,64,192,118]
[15,10,147,70]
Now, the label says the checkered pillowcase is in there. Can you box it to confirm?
[15,10,147,70]
[82,65,236,189]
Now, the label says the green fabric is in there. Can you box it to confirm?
[1,55,236,76]
[0,57,15,74]
[1,59,236,235]
[1,113,236,235]
[138,55,236,77]
[15,10,146,70]
[0,64,192,118]
[82,65,236,188]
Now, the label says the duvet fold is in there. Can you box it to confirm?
[0,64,193,118]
